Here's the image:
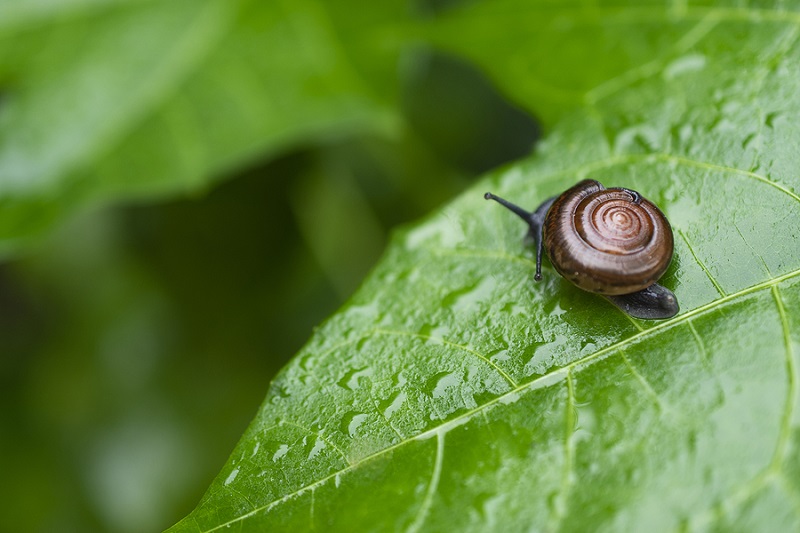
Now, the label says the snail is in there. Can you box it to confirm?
[485,179,679,319]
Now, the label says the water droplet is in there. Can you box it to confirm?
[663,53,706,79]
[573,400,595,443]
[686,430,698,455]
[765,111,782,128]
[355,336,371,351]
[405,215,466,249]
[488,340,510,362]
[298,352,315,372]
[441,277,495,311]
[378,390,407,419]
[224,468,240,485]
[741,132,759,150]
[391,372,407,388]
[306,437,326,460]
[272,383,290,398]
[613,125,658,154]
[500,299,526,316]
[579,338,597,354]
[543,295,567,317]
[471,493,491,520]
[481,493,506,525]
[340,412,368,438]
[426,371,461,398]
[418,323,450,339]
[523,333,567,375]
[272,444,289,462]
[337,367,373,391]
[669,123,693,149]
[345,301,379,320]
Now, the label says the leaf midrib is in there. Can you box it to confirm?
[202,265,800,532]
[193,124,800,532]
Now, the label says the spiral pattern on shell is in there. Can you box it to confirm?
[543,179,673,295]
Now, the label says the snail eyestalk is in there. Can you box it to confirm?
[484,192,532,221]
[484,192,555,282]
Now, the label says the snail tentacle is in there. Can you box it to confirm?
[484,192,555,281]
[530,196,556,281]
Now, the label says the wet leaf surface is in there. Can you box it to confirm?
[162,1,800,531]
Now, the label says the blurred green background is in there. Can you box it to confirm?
[0,2,540,530]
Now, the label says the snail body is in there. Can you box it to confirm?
[485,180,679,319]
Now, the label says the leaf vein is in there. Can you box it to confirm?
[688,470,773,529]
[733,221,774,277]
[619,348,667,412]
[371,328,518,388]
[203,268,800,532]
[368,389,406,441]
[687,284,797,528]
[479,152,800,219]
[548,370,576,531]
[777,474,800,515]
[687,320,713,371]
[769,285,797,472]
[678,229,726,296]
[653,153,800,205]
[278,420,351,467]
[406,431,445,533]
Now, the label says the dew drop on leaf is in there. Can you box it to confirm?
[390,371,407,388]
[272,383,290,398]
[764,111,781,128]
[337,366,372,391]
[224,468,239,486]
[425,371,461,399]
[579,337,598,354]
[305,437,325,460]
[340,412,368,438]
[271,444,289,462]
[378,390,407,420]
[488,346,510,362]
[441,276,495,312]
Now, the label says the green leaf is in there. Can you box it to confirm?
[0,0,403,253]
[170,2,800,531]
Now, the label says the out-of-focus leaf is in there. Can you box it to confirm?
[0,0,405,253]
[168,1,800,531]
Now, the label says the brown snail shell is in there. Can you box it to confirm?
[485,180,679,319]
[543,179,673,295]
